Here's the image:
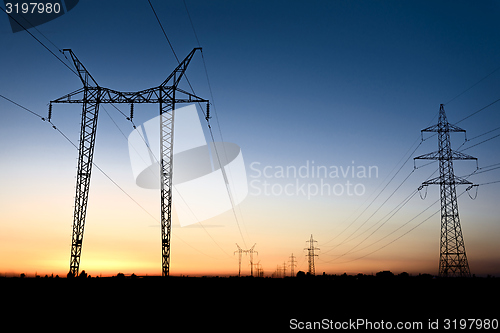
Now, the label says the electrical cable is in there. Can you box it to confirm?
[321,168,439,263]
[103,103,234,259]
[334,190,470,265]
[321,141,422,254]
[453,97,500,125]
[1,95,227,261]
[444,65,500,106]
[0,6,77,76]
[147,0,249,248]
[459,132,500,152]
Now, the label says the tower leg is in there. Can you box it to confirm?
[69,96,100,277]
[438,176,471,277]
[160,93,175,277]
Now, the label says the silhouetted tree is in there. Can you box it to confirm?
[398,272,410,279]
[376,271,394,279]
[296,271,306,278]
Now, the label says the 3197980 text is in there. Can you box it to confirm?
[5,2,61,14]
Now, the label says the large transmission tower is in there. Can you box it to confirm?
[414,104,476,277]
[50,48,208,277]
[305,235,319,276]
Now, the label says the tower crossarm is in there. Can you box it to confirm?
[414,150,477,161]
[422,176,473,186]
[161,47,202,88]
[421,123,467,133]
[63,49,99,88]
[51,86,208,105]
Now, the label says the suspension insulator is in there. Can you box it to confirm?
[48,103,52,122]
[206,102,210,121]
[130,103,134,120]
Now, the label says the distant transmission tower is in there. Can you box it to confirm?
[305,235,319,275]
[248,244,258,277]
[234,244,244,277]
[414,104,476,277]
[234,243,257,277]
[254,260,263,277]
[288,253,297,277]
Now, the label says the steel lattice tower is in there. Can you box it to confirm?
[288,253,297,277]
[234,243,257,277]
[304,235,319,275]
[51,48,208,277]
[415,104,476,277]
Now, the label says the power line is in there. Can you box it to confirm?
[444,65,500,106]
[0,94,45,119]
[102,104,233,258]
[335,113,489,267]
[2,94,228,263]
[476,180,500,186]
[2,95,160,222]
[183,0,201,47]
[459,132,500,152]
[146,0,179,63]
[321,164,439,264]
[146,0,249,248]
[334,190,470,265]
[466,125,500,142]
[321,169,439,263]
[0,6,77,76]
[322,141,422,254]
[332,190,420,262]
[321,109,442,250]
[453,97,500,125]
[343,169,416,244]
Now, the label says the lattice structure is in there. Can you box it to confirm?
[304,235,319,275]
[415,104,476,277]
[51,48,208,277]
[234,243,257,277]
[288,253,297,277]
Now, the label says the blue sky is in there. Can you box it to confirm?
[1,0,499,277]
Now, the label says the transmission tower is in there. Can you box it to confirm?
[255,261,263,277]
[248,244,258,277]
[274,264,282,278]
[234,243,257,277]
[305,234,319,275]
[288,253,297,277]
[50,48,208,277]
[234,244,244,277]
[414,104,476,277]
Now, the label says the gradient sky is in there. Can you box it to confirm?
[1,0,499,277]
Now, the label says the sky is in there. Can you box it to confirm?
[1,0,499,277]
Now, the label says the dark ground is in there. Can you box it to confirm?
[2,274,498,331]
